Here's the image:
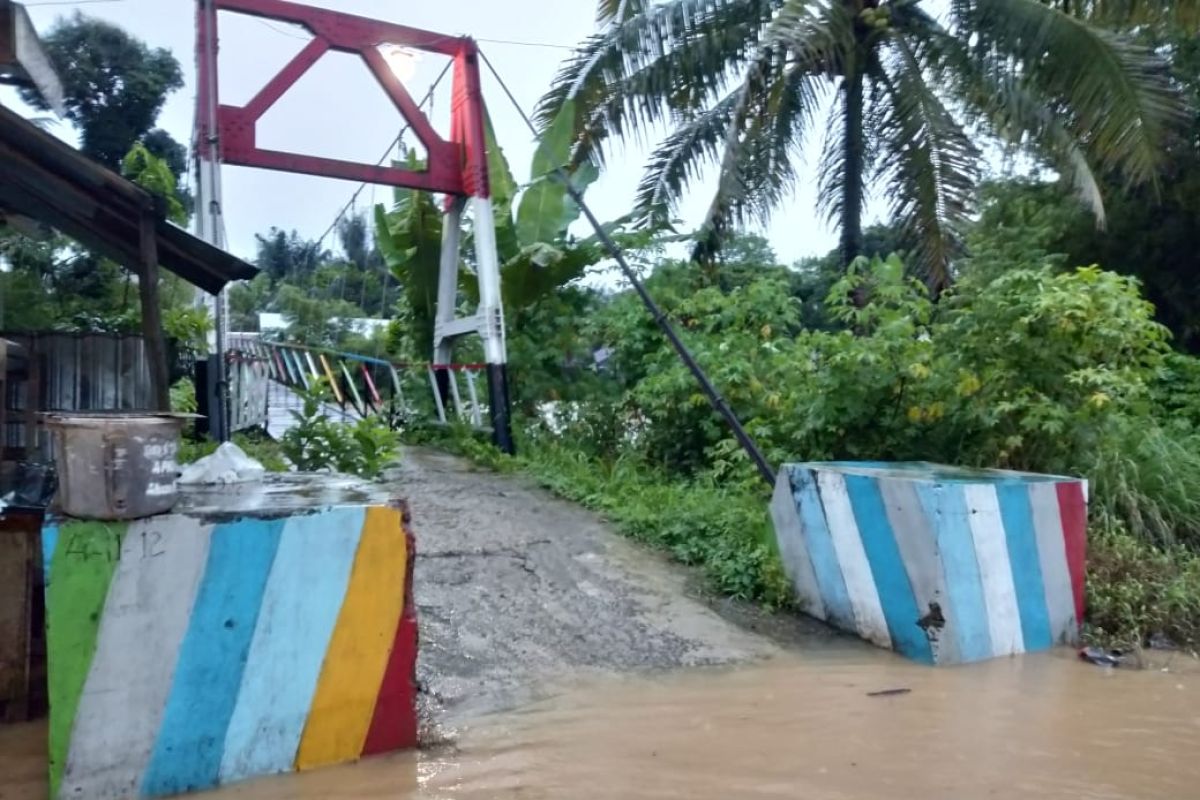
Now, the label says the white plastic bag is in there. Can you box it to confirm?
[178,441,266,485]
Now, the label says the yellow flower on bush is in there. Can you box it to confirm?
[956,373,982,396]
[907,362,932,379]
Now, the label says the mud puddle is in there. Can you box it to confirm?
[5,648,1199,800]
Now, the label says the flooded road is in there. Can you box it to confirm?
[5,449,1198,798]
[5,648,1198,800]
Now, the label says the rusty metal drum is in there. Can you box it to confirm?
[43,413,185,520]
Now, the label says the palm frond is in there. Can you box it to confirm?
[953,0,1185,188]
[906,13,1108,223]
[697,58,825,251]
[595,0,649,27]
[536,0,783,167]
[873,32,981,289]
[1059,0,1200,30]
[817,90,849,230]
[689,2,849,257]
[633,89,744,226]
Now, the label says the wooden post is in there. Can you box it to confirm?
[138,209,171,412]
[23,337,37,458]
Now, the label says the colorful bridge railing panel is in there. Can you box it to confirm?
[771,462,1086,665]
[42,505,417,799]
[228,336,488,430]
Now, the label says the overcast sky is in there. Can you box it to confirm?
[3,0,887,265]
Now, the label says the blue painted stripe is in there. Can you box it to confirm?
[791,468,856,632]
[141,518,286,797]
[996,481,1053,651]
[915,483,993,662]
[843,475,934,664]
[41,524,58,586]
[284,349,303,385]
[218,508,366,784]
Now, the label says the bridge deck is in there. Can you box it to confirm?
[265,380,363,439]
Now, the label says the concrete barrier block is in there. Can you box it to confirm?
[42,503,417,799]
[771,462,1086,665]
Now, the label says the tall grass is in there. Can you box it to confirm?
[1081,419,1200,550]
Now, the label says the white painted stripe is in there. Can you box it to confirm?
[60,517,213,800]
[964,485,1025,657]
[1028,482,1077,643]
[816,471,892,649]
[769,470,826,621]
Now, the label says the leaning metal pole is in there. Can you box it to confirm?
[195,0,230,441]
[479,51,775,488]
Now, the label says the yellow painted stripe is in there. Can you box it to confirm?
[318,354,343,403]
[295,507,407,770]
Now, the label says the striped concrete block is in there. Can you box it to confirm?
[42,505,417,799]
[771,462,1086,665]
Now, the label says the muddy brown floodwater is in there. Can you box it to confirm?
[4,648,1199,800]
[4,450,1199,798]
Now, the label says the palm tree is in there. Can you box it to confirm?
[538,0,1188,291]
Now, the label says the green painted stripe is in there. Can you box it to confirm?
[45,520,125,799]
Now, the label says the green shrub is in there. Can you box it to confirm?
[281,379,400,478]
[169,378,197,414]
[1152,351,1200,431]
[1086,521,1200,648]
[519,440,791,607]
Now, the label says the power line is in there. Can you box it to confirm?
[251,17,310,42]
[25,0,124,6]
[477,36,575,51]
[476,46,777,488]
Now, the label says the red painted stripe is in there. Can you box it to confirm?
[361,515,419,756]
[361,365,382,406]
[1055,482,1088,626]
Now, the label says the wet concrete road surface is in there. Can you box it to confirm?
[394,446,818,727]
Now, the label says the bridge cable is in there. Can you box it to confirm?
[312,58,454,253]
[477,48,777,488]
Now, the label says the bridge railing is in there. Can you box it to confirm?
[228,337,488,431]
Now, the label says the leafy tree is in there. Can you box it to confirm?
[139,128,187,180]
[254,228,329,283]
[961,27,1200,353]
[21,13,184,169]
[275,284,362,346]
[337,212,383,272]
[140,128,193,215]
[228,273,273,332]
[122,142,186,224]
[540,0,1184,290]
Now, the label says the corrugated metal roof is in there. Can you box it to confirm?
[0,102,258,294]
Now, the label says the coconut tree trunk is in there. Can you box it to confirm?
[839,64,866,269]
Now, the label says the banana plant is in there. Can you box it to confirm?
[374,99,623,355]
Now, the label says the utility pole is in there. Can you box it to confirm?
[194,0,229,440]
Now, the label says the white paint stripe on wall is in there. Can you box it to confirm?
[770,470,826,621]
[1028,482,1077,643]
[60,518,213,800]
[963,485,1025,657]
[816,471,892,649]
